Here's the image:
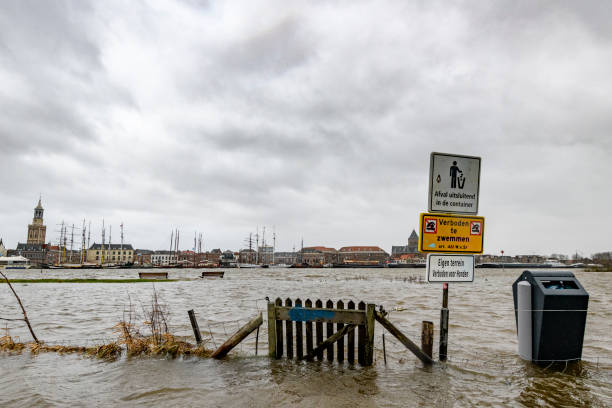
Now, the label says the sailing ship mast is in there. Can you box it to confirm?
[69,224,75,264]
[58,221,65,266]
[101,219,106,265]
[109,225,112,262]
[62,224,67,265]
[255,226,259,264]
[87,221,91,261]
[262,226,266,265]
[81,219,86,265]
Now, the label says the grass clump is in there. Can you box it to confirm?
[1,288,212,360]
[0,330,26,353]
[116,289,212,359]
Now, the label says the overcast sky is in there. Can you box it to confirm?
[1,0,611,256]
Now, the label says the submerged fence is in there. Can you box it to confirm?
[267,298,376,365]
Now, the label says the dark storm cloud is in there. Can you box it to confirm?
[1,0,611,256]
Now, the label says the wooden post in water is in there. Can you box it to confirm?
[439,283,449,361]
[375,311,434,365]
[315,299,324,361]
[267,299,277,358]
[326,299,334,361]
[364,304,375,366]
[357,301,366,365]
[187,309,202,344]
[347,300,355,364]
[295,298,303,360]
[285,298,293,359]
[421,321,434,360]
[336,300,344,362]
[211,313,263,359]
[305,299,313,359]
[275,298,284,358]
[255,326,259,356]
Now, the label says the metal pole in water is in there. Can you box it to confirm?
[439,283,449,361]
[517,281,532,361]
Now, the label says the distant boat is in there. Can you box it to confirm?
[238,263,260,268]
[333,262,385,268]
[0,256,31,270]
[476,261,574,269]
[269,264,290,268]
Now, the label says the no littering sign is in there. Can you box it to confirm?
[428,152,481,215]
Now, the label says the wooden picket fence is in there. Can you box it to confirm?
[267,298,375,366]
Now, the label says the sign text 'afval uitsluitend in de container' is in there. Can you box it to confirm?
[428,152,481,215]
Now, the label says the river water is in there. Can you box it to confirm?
[0,268,610,407]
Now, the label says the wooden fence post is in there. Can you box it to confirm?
[267,300,277,358]
[337,300,344,362]
[375,311,434,365]
[295,298,303,360]
[275,298,283,358]
[364,304,375,366]
[187,309,202,344]
[326,299,334,361]
[211,313,263,359]
[305,299,313,359]
[421,321,433,360]
[285,298,293,359]
[357,301,366,365]
[347,300,355,364]
[315,299,323,361]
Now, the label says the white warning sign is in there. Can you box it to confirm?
[428,152,481,215]
[426,254,474,283]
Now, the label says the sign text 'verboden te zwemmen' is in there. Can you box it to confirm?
[418,212,484,254]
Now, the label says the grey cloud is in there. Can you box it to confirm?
[1,0,611,255]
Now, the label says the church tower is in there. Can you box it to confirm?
[407,229,419,253]
[27,198,47,245]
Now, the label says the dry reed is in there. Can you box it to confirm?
[1,288,212,360]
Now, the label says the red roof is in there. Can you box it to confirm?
[339,246,385,253]
[304,246,337,253]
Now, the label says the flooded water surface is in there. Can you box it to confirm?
[1,268,610,407]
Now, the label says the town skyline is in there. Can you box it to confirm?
[0,197,601,259]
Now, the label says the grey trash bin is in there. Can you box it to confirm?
[512,271,589,363]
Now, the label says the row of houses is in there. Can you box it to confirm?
[128,246,391,267]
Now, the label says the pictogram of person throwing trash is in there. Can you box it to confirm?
[450,161,466,189]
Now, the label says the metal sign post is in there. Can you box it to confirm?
[420,151,484,362]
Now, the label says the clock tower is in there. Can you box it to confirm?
[27,198,47,245]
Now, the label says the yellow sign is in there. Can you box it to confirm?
[419,213,484,254]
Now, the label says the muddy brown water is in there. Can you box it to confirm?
[1,268,610,407]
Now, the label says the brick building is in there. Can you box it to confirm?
[338,246,389,264]
[300,246,338,266]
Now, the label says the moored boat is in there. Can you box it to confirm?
[0,256,31,270]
